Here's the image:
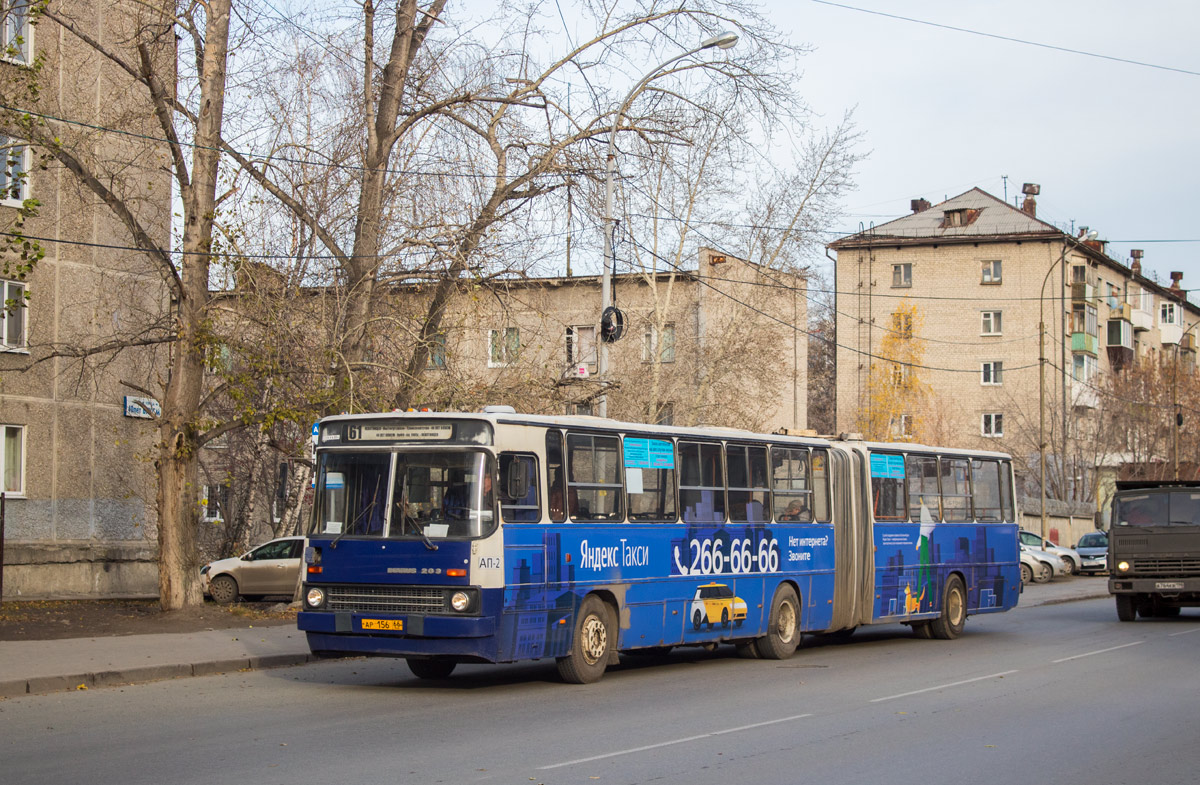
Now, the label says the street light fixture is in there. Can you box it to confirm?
[595,31,739,418]
[1040,229,1097,540]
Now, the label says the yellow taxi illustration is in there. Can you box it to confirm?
[690,582,747,630]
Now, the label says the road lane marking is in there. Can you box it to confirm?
[538,713,814,770]
[1168,627,1200,637]
[1052,641,1143,663]
[868,671,1018,703]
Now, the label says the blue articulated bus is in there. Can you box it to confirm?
[298,409,1020,683]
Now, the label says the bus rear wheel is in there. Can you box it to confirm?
[407,658,456,680]
[930,575,967,639]
[756,585,801,660]
[557,595,613,684]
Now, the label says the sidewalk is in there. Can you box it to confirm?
[0,622,315,699]
[0,577,1110,699]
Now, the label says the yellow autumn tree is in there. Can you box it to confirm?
[858,300,932,441]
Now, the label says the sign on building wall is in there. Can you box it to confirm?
[123,396,162,419]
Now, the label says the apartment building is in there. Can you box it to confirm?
[196,248,810,553]
[0,5,172,598]
[828,185,1199,494]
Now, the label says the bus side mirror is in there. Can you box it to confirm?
[505,460,531,501]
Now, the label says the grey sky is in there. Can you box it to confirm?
[772,1,1199,301]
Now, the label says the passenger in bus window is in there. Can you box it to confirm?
[779,499,806,521]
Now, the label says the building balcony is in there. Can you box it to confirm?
[1106,319,1133,349]
[1161,324,1183,345]
[1071,332,1098,355]
[1131,308,1153,332]
[1071,282,1096,302]
[1070,379,1099,409]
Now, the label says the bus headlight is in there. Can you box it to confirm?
[450,591,471,612]
[1117,561,1131,573]
[306,587,326,608]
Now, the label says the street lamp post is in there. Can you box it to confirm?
[595,31,739,418]
[1040,230,1096,540]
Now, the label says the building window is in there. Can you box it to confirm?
[642,323,675,363]
[1106,282,1120,309]
[566,325,596,369]
[892,312,913,339]
[2,423,24,495]
[981,311,1002,335]
[1,2,32,65]
[0,137,29,205]
[981,361,1003,385]
[1071,264,1088,285]
[890,363,910,387]
[201,483,229,522]
[981,413,1003,437]
[1072,353,1098,382]
[892,263,911,288]
[570,402,593,416]
[981,260,1002,284]
[1072,303,1098,336]
[1161,301,1180,327]
[2,279,26,349]
[899,414,913,438]
[425,333,446,370]
[488,327,519,367]
[653,402,674,426]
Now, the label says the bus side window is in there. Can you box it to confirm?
[971,459,1002,522]
[940,458,972,521]
[906,455,940,522]
[772,446,812,522]
[869,452,907,521]
[500,453,540,523]
[999,460,1015,521]
[567,432,623,521]
[812,449,831,522]
[680,441,725,524]
[727,444,769,523]
[547,431,566,522]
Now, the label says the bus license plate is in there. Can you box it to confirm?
[361,619,404,631]
[1155,582,1184,590]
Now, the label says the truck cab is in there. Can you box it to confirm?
[1108,481,1200,621]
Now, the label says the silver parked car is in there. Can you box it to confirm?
[1020,548,1051,584]
[1074,530,1109,574]
[1020,543,1067,582]
[1019,530,1082,575]
[201,536,304,604]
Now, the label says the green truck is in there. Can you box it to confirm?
[1109,480,1200,621]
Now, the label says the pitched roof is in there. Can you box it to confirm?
[828,187,1063,248]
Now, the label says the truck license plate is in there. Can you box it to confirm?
[361,619,404,631]
[1155,582,1184,590]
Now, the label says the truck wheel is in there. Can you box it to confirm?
[1115,594,1136,622]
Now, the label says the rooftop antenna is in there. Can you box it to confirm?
[1002,175,1008,203]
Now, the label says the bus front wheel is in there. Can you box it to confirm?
[407,658,456,680]
[557,595,613,684]
[756,585,801,660]
[930,575,967,640]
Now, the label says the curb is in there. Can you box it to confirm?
[0,652,318,699]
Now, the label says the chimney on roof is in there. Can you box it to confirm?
[1021,183,1040,218]
[1170,271,1184,294]
[1131,249,1144,276]
[910,198,931,214]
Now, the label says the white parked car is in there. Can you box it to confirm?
[1020,549,1050,584]
[1019,530,1082,575]
[200,536,304,604]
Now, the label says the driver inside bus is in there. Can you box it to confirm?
[443,470,493,520]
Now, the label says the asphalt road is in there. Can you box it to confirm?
[3,596,1198,785]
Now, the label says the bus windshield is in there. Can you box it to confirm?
[311,450,495,539]
[1114,491,1200,527]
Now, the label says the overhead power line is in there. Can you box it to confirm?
[811,1,1200,78]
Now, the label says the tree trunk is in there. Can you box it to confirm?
[156,0,232,610]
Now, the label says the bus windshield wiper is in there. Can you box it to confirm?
[332,476,381,549]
